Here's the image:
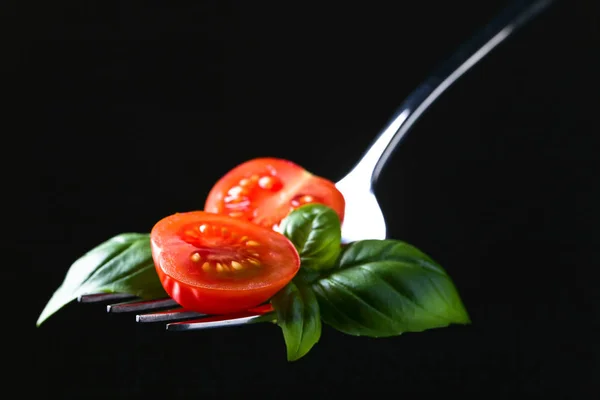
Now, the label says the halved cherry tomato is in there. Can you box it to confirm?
[204,157,345,230]
[150,211,300,315]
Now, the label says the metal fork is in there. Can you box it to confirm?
[78,0,556,331]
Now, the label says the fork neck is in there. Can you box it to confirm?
[341,106,413,190]
[340,0,555,191]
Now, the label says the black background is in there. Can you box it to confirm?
[14,0,599,397]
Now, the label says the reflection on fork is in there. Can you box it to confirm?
[77,293,275,331]
[77,0,555,331]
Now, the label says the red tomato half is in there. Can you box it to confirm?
[204,157,345,230]
[150,211,300,315]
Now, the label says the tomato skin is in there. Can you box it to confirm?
[154,270,280,315]
[151,211,300,315]
[204,157,345,230]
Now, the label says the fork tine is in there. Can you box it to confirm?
[166,313,274,331]
[136,309,205,323]
[107,298,178,313]
[79,290,277,329]
[166,304,276,332]
[78,293,137,303]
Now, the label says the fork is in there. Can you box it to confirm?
[77,0,556,331]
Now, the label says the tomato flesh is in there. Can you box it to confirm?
[150,211,300,315]
[204,157,345,230]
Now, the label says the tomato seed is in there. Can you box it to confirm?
[225,196,249,204]
[245,240,260,247]
[202,262,211,271]
[258,175,282,191]
[228,186,246,196]
[258,176,272,189]
[190,253,201,262]
[290,194,316,207]
[231,261,244,270]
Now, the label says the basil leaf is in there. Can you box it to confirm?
[280,204,341,271]
[312,240,470,337]
[271,279,322,361]
[36,233,167,327]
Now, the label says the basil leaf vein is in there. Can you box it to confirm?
[36,233,167,327]
[312,240,470,337]
[280,204,341,271]
[271,279,321,361]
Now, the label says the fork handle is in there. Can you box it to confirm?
[351,0,556,187]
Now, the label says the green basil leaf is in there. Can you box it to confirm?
[36,233,167,327]
[271,279,322,361]
[312,239,470,337]
[280,204,341,271]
